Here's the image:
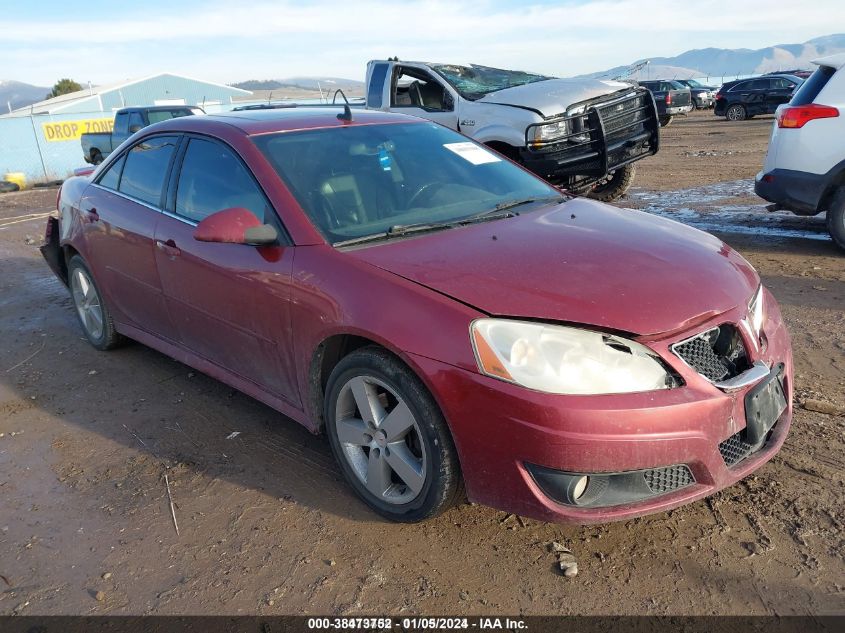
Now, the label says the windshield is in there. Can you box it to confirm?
[430,64,552,100]
[254,122,562,244]
[682,79,703,89]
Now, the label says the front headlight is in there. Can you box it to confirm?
[470,319,677,395]
[530,119,570,144]
[748,285,765,339]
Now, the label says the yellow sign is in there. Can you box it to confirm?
[42,118,114,142]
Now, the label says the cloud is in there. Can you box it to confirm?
[4,0,844,83]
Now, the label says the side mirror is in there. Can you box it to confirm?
[193,207,278,246]
[129,125,142,134]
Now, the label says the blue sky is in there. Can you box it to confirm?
[4,0,844,85]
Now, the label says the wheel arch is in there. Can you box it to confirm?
[818,162,845,213]
[307,331,449,436]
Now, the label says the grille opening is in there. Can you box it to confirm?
[672,325,751,382]
[642,465,695,494]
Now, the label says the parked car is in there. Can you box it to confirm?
[81,105,204,165]
[41,108,792,524]
[714,75,803,121]
[675,79,716,109]
[763,69,813,80]
[755,54,845,249]
[363,59,660,202]
[637,80,692,126]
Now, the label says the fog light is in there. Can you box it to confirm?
[572,475,589,500]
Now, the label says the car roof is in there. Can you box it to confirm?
[145,107,420,137]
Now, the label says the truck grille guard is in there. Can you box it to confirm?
[523,88,660,179]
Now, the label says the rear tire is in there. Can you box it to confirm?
[586,164,636,202]
[659,115,673,127]
[826,187,845,251]
[90,150,103,165]
[726,104,747,121]
[324,346,462,522]
[67,255,124,350]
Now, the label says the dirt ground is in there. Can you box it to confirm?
[0,109,843,617]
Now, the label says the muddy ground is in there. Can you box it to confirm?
[0,109,843,616]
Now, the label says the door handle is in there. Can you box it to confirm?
[155,239,181,257]
[81,205,99,222]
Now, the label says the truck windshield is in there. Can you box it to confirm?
[254,121,562,245]
[430,64,552,100]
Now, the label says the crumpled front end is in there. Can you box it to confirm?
[412,291,793,524]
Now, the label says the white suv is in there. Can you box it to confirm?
[755,53,845,250]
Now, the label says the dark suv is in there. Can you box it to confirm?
[714,74,804,121]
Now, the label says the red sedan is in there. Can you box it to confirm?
[40,108,792,524]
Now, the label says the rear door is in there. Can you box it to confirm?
[741,79,768,115]
[153,135,299,404]
[81,135,180,338]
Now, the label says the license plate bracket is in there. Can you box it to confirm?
[744,363,787,447]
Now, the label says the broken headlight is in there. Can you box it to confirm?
[748,284,765,340]
[470,319,677,395]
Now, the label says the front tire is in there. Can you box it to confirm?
[726,104,747,121]
[324,346,462,522]
[826,187,845,251]
[68,255,123,350]
[586,164,636,202]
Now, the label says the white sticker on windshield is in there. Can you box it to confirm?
[443,142,501,165]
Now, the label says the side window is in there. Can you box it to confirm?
[97,153,126,190]
[118,136,178,207]
[392,67,449,111]
[128,111,144,133]
[729,82,748,92]
[771,78,795,90]
[175,138,268,223]
[748,79,769,91]
[368,63,389,109]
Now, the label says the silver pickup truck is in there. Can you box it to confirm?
[364,59,660,201]
[80,105,203,164]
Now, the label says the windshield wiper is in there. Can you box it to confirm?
[333,221,455,247]
[490,196,562,213]
[387,222,455,236]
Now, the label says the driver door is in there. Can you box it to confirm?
[154,136,299,405]
[390,66,459,130]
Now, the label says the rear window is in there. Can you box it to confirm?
[791,66,836,106]
[147,109,195,124]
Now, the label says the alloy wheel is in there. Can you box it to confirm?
[334,375,427,505]
[71,267,104,340]
[726,105,746,121]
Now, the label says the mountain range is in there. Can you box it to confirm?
[0,80,49,112]
[3,34,844,110]
[579,34,845,81]
[232,77,364,93]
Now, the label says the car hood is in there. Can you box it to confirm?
[348,198,759,337]
[478,78,635,118]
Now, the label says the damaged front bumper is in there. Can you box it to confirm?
[520,87,660,188]
[40,216,67,285]
[408,296,793,524]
